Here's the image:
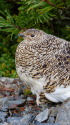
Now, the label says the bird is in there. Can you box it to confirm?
[15,28,70,105]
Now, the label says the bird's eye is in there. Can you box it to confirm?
[31,34,35,37]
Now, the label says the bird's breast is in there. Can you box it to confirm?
[16,65,47,94]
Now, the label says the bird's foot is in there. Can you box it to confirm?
[36,94,43,106]
[36,99,42,106]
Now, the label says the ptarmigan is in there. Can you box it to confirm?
[15,29,70,105]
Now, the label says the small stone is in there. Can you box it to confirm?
[0,112,7,122]
[18,89,24,96]
[20,114,34,125]
[55,98,70,125]
[0,118,2,123]
[1,107,8,112]
[8,99,26,106]
[0,97,8,107]
[24,106,32,113]
[7,117,22,125]
[0,122,12,125]
[27,97,33,101]
[35,108,49,122]
[35,121,59,125]
[47,107,58,123]
[48,117,54,123]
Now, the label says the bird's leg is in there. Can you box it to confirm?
[36,94,41,106]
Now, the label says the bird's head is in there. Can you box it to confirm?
[18,28,45,41]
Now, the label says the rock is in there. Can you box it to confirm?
[0,112,7,122]
[35,121,59,125]
[0,77,22,86]
[0,118,2,123]
[0,107,8,112]
[48,117,54,123]
[0,96,26,109]
[47,107,58,123]
[7,117,22,125]
[0,97,26,108]
[27,97,33,101]
[0,77,23,92]
[18,89,24,96]
[0,97,8,108]
[24,106,32,113]
[20,113,34,125]
[35,108,49,122]
[0,77,14,83]
[55,98,70,125]
[8,99,26,106]
[0,122,12,125]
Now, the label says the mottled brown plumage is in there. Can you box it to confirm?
[15,29,70,105]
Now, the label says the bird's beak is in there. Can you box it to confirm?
[18,33,25,37]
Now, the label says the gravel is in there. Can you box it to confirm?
[0,77,70,125]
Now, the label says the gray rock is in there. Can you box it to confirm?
[27,97,33,101]
[0,77,14,83]
[55,98,70,125]
[7,117,22,125]
[0,77,22,86]
[7,114,34,125]
[0,97,8,107]
[0,112,7,122]
[24,106,32,113]
[0,77,23,92]
[35,121,59,125]
[20,113,34,125]
[47,107,58,123]
[0,118,2,123]
[35,108,49,122]
[8,99,26,105]
[1,107,8,112]
[0,97,26,109]
[48,117,54,123]
[0,122,12,125]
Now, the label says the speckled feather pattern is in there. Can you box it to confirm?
[15,29,70,105]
